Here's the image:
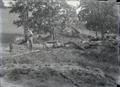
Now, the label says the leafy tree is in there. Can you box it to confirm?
[10,0,77,40]
[10,0,83,40]
[78,0,118,39]
[10,0,34,33]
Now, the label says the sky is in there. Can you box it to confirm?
[2,0,14,7]
[66,0,80,8]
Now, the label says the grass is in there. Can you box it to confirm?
[0,33,119,87]
[1,33,23,44]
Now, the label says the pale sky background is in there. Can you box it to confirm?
[66,0,80,7]
[2,0,14,7]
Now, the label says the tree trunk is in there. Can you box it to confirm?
[24,4,29,35]
[95,31,98,37]
[101,31,105,45]
[52,28,55,40]
[28,39,33,50]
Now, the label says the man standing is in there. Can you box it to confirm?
[24,29,33,50]
[9,42,13,52]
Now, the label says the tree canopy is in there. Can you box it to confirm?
[10,0,79,40]
[78,0,118,37]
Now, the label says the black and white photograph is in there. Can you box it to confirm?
[0,0,119,87]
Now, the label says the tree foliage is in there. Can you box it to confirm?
[10,0,60,32]
[10,0,78,40]
[78,1,118,37]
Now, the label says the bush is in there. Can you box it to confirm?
[5,68,21,81]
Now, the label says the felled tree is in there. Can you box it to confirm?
[78,1,118,39]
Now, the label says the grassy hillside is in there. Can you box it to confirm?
[0,34,119,87]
